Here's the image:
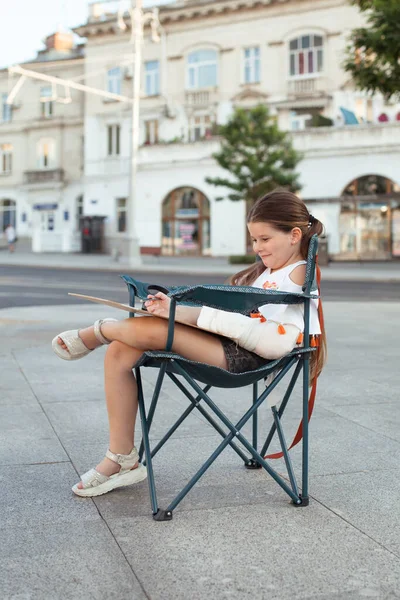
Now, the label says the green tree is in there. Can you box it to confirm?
[344,0,400,101]
[206,105,302,204]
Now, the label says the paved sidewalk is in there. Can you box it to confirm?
[1,300,400,599]
[1,247,400,281]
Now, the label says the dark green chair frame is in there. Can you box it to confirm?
[121,235,319,521]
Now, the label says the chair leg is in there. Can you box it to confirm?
[300,356,310,506]
[138,363,167,462]
[245,382,262,470]
[135,368,171,519]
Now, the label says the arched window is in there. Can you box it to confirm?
[37,138,55,169]
[162,187,211,256]
[0,199,16,231]
[289,34,324,77]
[187,49,218,89]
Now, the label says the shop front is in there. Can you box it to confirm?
[339,175,400,260]
[161,187,211,256]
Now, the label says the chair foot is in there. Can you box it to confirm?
[244,459,262,470]
[153,508,173,521]
[292,495,309,507]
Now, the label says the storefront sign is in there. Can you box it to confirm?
[33,204,58,211]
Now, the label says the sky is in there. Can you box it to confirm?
[0,0,172,69]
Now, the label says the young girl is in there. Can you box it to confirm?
[53,189,326,498]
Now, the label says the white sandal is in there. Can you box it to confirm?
[72,446,147,497]
[52,318,117,361]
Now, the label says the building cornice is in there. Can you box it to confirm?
[74,0,343,38]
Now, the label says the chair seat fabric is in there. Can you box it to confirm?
[134,347,313,389]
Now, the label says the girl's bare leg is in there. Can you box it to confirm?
[64,317,228,488]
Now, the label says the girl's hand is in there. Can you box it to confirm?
[144,292,171,319]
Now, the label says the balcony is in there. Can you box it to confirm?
[24,168,64,185]
[287,77,328,99]
[185,89,219,108]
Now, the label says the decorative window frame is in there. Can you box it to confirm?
[284,28,326,80]
[0,143,13,175]
[144,60,160,97]
[242,46,261,85]
[185,47,219,91]
[106,67,122,96]
[37,138,56,169]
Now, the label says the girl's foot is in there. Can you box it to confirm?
[57,325,100,353]
[52,318,117,361]
[72,447,147,497]
[76,455,138,489]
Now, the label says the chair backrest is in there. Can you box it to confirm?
[302,234,319,295]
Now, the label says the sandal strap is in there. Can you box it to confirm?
[106,447,139,469]
[80,468,109,489]
[93,318,117,345]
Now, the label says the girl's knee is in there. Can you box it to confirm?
[105,341,141,368]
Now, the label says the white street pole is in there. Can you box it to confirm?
[127,0,143,265]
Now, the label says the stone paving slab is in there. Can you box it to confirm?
[312,469,400,557]
[0,521,147,600]
[1,300,400,598]
[108,503,400,600]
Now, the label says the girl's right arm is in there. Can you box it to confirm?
[144,292,201,326]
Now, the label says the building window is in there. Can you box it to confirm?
[1,93,12,123]
[76,195,84,231]
[116,197,127,233]
[189,114,214,142]
[289,35,324,77]
[244,47,260,84]
[40,86,54,118]
[0,199,16,230]
[187,50,218,90]
[37,138,55,169]
[145,119,159,145]
[0,144,12,174]
[107,124,120,156]
[107,67,122,95]
[145,61,160,96]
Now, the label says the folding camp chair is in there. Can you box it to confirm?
[121,235,319,521]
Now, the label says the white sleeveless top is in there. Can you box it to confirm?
[251,260,321,335]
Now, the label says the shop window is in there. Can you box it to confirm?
[76,195,84,231]
[0,198,16,230]
[162,187,211,256]
[289,34,324,77]
[116,197,127,232]
[107,124,120,156]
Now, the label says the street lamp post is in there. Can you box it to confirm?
[127,0,161,265]
[127,0,144,265]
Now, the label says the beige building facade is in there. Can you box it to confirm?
[2,0,400,258]
[0,32,84,252]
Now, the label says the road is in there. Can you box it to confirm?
[0,264,399,309]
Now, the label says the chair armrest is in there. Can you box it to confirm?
[170,284,318,315]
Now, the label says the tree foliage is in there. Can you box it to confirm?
[206,105,302,203]
[344,0,400,101]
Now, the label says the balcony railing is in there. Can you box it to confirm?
[287,77,327,98]
[24,168,64,184]
[185,90,219,107]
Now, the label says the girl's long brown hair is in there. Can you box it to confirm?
[230,189,327,385]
